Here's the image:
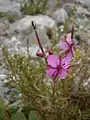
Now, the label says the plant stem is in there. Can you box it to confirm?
[71,25,74,40]
[32,21,47,63]
[26,38,30,57]
[52,79,56,97]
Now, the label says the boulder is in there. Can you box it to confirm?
[52,8,68,24]
[10,15,55,47]
[10,15,56,33]
[0,0,20,13]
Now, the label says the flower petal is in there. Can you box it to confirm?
[58,69,67,79]
[66,33,72,44]
[66,46,75,57]
[46,68,58,78]
[59,41,69,50]
[47,55,60,68]
[66,50,72,58]
[61,56,71,69]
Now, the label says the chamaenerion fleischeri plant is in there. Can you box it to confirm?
[1,21,90,120]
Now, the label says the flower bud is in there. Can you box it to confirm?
[48,50,53,55]
[36,52,44,57]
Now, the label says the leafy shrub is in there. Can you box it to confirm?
[21,0,48,15]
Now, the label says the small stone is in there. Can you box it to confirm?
[79,25,84,29]
[10,15,56,33]
[0,0,20,13]
[52,8,68,24]
[0,74,6,80]
[87,39,90,45]
[83,82,88,87]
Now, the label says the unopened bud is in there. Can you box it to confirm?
[48,50,53,55]
[36,52,44,57]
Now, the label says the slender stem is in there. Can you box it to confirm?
[32,21,47,63]
[52,79,56,97]
[35,30,45,55]
[26,38,30,57]
[71,25,74,40]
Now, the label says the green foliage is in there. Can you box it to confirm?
[0,110,5,120]
[56,0,62,8]
[1,38,90,120]
[7,15,19,23]
[0,97,5,110]
[29,111,41,120]
[21,0,48,15]
[0,11,19,23]
[0,12,7,18]
[12,112,27,120]
[1,3,90,118]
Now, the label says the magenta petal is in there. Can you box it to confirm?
[58,69,67,79]
[61,57,71,69]
[66,46,75,57]
[47,55,60,68]
[66,50,72,58]
[66,34,72,44]
[46,68,58,78]
[59,41,69,50]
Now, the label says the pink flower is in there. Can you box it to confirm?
[59,34,75,57]
[46,55,71,80]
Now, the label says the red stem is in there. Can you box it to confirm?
[52,79,56,97]
[71,25,74,40]
[32,21,47,63]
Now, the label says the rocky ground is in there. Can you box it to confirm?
[0,0,90,98]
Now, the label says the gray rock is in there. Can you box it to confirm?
[0,22,6,35]
[87,39,90,45]
[2,38,15,47]
[52,8,68,24]
[0,48,3,62]
[7,9,22,22]
[10,0,24,3]
[76,6,90,16]
[63,4,74,17]
[29,45,41,57]
[0,19,9,36]
[75,0,85,5]
[0,34,47,57]
[47,0,57,12]
[10,15,56,33]
[0,67,8,97]
[78,0,90,7]
[10,15,55,48]
[0,0,20,13]
[20,28,51,47]
[63,0,90,7]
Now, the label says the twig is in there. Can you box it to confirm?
[26,37,30,57]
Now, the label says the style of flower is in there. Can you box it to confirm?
[46,55,71,80]
[59,34,75,57]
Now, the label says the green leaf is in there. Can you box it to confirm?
[75,49,82,59]
[29,111,40,120]
[0,110,5,120]
[0,98,5,109]
[10,105,18,115]
[12,111,27,120]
